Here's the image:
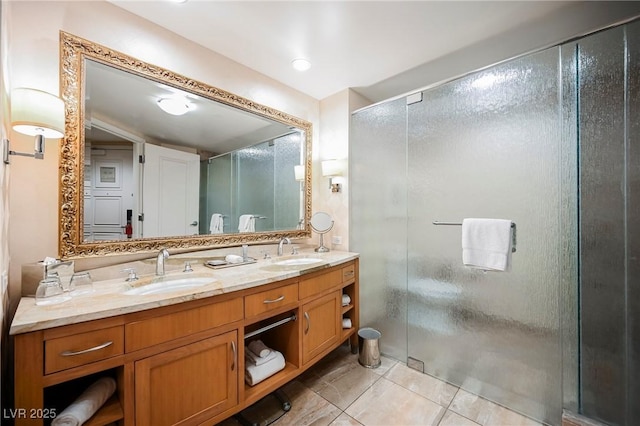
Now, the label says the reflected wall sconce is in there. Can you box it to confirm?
[321,159,346,193]
[3,88,65,164]
[294,165,305,181]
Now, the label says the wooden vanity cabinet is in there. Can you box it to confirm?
[134,331,238,426]
[301,291,341,365]
[13,258,359,426]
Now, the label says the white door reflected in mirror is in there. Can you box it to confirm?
[310,212,334,252]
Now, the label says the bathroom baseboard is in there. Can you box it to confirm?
[562,410,608,426]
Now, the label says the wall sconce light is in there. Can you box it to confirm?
[321,159,346,193]
[3,88,65,164]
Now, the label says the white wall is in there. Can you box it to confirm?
[358,1,640,102]
[315,89,371,251]
[7,1,322,311]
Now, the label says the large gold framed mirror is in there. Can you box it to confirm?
[59,31,312,259]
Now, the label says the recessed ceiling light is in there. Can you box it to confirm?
[291,58,311,72]
[157,98,191,115]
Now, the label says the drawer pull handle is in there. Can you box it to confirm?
[344,271,354,277]
[263,295,285,304]
[61,341,113,357]
[304,312,310,334]
[230,341,237,371]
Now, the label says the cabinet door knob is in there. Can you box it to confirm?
[61,341,113,357]
[230,341,237,371]
[263,295,285,304]
[304,312,310,334]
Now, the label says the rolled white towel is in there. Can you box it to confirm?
[225,254,244,264]
[342,294,351,306]
[248,340,271,358]
[245,348,278,366]
[342,318,352,329]
[52,377,116,426]
[245,351,285,386]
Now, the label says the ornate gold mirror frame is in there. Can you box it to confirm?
[59,31,312,259]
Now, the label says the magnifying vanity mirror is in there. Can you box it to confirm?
[310,212,334,253]
[59,32,312,258]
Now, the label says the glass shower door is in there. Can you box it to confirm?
[350,97,409,362]
[406,48,568,424]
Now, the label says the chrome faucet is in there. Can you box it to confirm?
[156,248,170,276]
[277,237,291,256]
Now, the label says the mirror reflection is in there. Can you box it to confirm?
[83,59,305,242]
[59,32,312,258]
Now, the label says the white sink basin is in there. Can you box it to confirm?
[274,257,324,266]
[123,275,216,296]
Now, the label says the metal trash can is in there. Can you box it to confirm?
[358,327,381,368]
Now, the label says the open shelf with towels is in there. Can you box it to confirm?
[243,309,300,405]
[42,368,123,426]
[340,278,358,346]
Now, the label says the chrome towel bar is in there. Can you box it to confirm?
[244,313,297,340]
[432,221,517,253]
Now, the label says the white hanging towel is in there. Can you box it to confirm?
[209,214,224,234]
[238,214,256,232]
[462,218,513,272]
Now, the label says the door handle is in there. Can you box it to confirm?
[263,295,285,304]
[230,341,236,371]
[61,341,113,356]
[189,221,198,226]
[304,312,310,335]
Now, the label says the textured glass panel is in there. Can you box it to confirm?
[578,26,626,426]
[406,48,563,424]
[350,98,408,362]
[237,142,274,232]
[205,154,233,234]
[273,133,303,230]
[560,41,580,414]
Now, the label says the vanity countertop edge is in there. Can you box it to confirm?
[10,250,359,335]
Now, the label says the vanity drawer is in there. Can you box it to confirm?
[45,326,124,374]
[245,282,298,319]
[342,263,356,282]
[125,297,243,353]
[299,268,343,300]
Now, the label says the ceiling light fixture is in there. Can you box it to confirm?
[157,98,191,116]
[291,58,311,72]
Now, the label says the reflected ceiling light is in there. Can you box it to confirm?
[291,58,311,72]
[157,98,191,116]
[3,88,65,164]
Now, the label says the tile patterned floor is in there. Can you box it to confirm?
[219,345,545,426]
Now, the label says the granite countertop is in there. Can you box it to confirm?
[10,249,359,335]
